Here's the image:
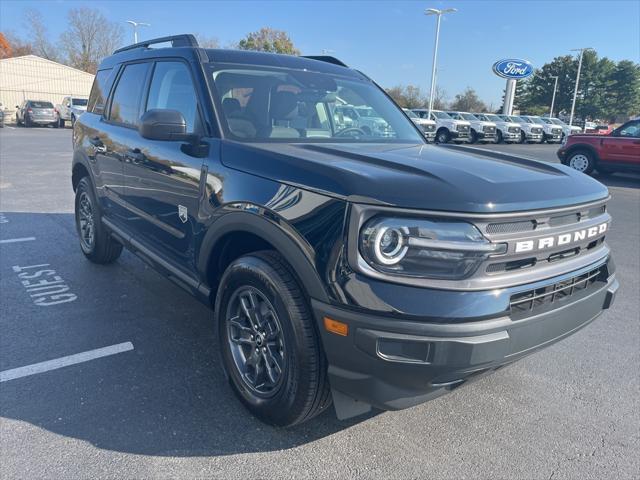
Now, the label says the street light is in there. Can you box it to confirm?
[549,75,559,118]
[425,7,457,117]
[126,20,151,44]
[569,47,593,127]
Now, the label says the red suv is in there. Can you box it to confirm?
[557,119,640,174]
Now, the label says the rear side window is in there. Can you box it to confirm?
[88,69,114,115]
[109,63,150,127]
[145,61,199,133]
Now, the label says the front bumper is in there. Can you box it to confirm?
[502,131,520,142]
[477,131,497,141]
[451,130,470,141]
[423,131,436,141]
[315,261,617,417]
[545,132,563,143]
[525,132,544,142]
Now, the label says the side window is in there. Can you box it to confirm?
[146,62,199,133]
[88,69,115,115]
[108,63,150,127]
[618,121,640,138]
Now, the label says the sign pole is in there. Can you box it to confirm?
[502,79,516,115]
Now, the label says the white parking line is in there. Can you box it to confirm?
[0,237,36,244]
[0,342,134,382]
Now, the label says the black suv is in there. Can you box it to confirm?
[72,35,618,426]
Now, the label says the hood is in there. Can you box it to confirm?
[221,142,608,213]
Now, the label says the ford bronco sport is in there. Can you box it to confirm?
[72,35,618,426]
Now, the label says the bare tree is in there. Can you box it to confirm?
[385,85,427,109]
[59,7,124,73]
[24,9,59,61]
[194,34,220,49]
[429,86,448,110]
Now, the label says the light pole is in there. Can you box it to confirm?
[569,47,593,127]
[549,75,559,117]
[126,20,151,44]
[425,7,457,118]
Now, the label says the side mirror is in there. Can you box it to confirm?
[139,109,193,142]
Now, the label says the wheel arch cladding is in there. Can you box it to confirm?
[72,160,90,191]
[566,144,599,162]
[198,211,331,303]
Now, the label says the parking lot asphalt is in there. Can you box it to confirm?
[1,127,639,479]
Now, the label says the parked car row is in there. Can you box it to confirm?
[408,109,584,145]
[10,97,88,128]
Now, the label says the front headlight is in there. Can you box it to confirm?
[359,217,506,280]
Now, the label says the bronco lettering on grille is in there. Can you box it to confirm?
[514,223,608,253]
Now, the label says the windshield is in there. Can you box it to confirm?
[551,118,566,126]
[485,114,503,122]
[72,98,88,106]
[461,113,479,121]
[539,117,553,124]
[432,111,452,119]
[210,66,423,143]
[508,116,527,123]
[527,116,544,124]
[403,109,418,119]
[30,101,53,108]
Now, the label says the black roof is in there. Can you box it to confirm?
[100,34,361,79]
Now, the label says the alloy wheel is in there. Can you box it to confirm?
[569,154,589,172]
[226,286,286,397]
[77,191,95,250]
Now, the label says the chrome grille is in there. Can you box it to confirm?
[510,266,604,318]
[551,127,562,134]
[483,125,496,133]
[531,127,543,134]
[457,124,470,132]
[508,126,520,133]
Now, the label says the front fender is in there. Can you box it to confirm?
[197,210,332,303]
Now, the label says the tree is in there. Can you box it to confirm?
[59,7,124,73]
[25,9,59,61]
[237,27,300,55]
[194,34,219,49]
[429,86,448,110]
[450,87,487,112]
[0,31,33,58]
[609,60,640,120]
[385,84,427,109]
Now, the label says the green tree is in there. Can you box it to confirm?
[610,60,640,119]
[450,87,487,112]
[237,28,300,55]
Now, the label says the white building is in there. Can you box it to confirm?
[0,55,94,112]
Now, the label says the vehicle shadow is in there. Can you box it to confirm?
[593,171,640,189]
[0,212,376,458]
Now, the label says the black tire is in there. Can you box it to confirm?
[74,177,122,264]
[216,251,331,427]
[436,128,450,144]
[565,149,595,175]
[469,129,478,144]
[496,130,504,144]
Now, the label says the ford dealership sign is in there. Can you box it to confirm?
[492,59,534,79]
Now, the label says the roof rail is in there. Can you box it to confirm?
[113,34,199,55]
[302,55,348,68]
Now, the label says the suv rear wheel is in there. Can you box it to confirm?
[74,177,123,263]
[216,251,331,426]
[565,149,595,174]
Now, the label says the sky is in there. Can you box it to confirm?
[1,0,639,106]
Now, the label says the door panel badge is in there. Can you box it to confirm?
[178,205,188,223]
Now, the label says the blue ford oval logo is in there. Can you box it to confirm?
[492,59,534,79]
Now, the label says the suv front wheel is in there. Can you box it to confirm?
[565,149,595,174]
[74,177,123,263]
[216,251,331,426]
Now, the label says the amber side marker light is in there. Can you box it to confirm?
[323,317,349,336]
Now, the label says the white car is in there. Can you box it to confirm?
[447,111,497,144]
[403,108,436,142]
[413,109,471,143]
[56,96,88,127]
[499,115,543,143]
[543,117,582,140]
[522,115,563,144]
[474,113,520,143]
